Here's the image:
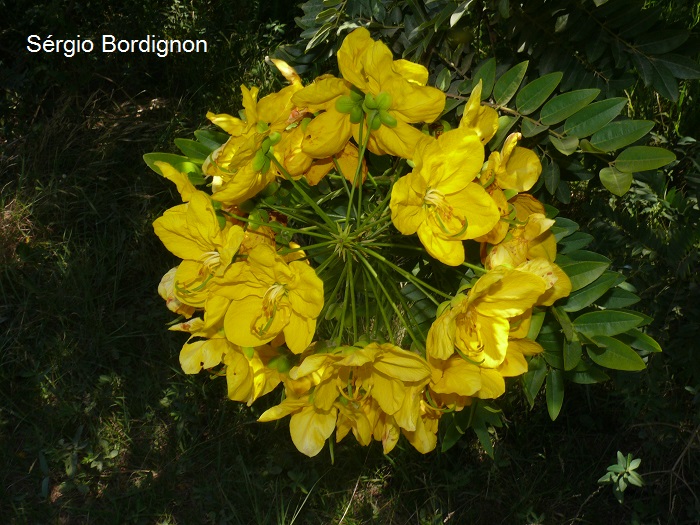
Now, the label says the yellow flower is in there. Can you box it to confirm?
[223,343,282,406]
[427,265,548,366]
[292,28,445,160]
[390,128,500,265]
[481,132,541,192]
[203,61,304,204]
[158,267,196,318]
[154,161,198,202]
[214,244,324,353]
[153,192,244,307]
[484,212,556,269]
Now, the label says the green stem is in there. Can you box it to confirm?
[357,258,394,342]
[270,156,338,229]
[359,246,450,302]
[461,261,488,274]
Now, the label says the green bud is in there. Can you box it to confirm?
[268,131,282,145]
[243,347,255,359]
[335,95,356,114]
[256,121,269,133]
[261,181,280,197]
[261,137,272,154]
[301,117,312,131]
[363,92,377,110]
[350,88,364,102]
[261,157,271,174]
[370,113,382,130]
[349,105,363,124]
[375,92,392,111]
[252,149,267,171]
[378,110,397,128]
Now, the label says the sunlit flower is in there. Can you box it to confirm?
[390,127,500,265]
[214,244,324,353]
[292,28,445,160]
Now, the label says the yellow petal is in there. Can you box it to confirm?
[289,405,337,457]
[179,338,227,374]
[155,161,198,202]
[302,108,353,159]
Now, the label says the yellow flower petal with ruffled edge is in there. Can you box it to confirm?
[179,337,228,374]
[290,404,338,457]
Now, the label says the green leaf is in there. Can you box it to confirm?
[143,153,199,176]
[436,67,452,92]
[488,115,519,150]
[550,135,579,155]
[559,260,610,292]
[653,54,700,79]
[552,307,575,341]
[194,129,229,149]
[174,138,211,161]
[590,120,655,152]
[440,411,466,452]
[521,119,549,138]
[651,60,679,101]
[526,310,546,340]
[598,288,640,309]
[551,217,579,241]
[563,98,627,138]
[472,58,496,99]
[516,72,563,115]
[573,311,643,337]
[562,271,620,312]
[546,368,565,420]
[614,146,676,173]
[567,364,610,384]
[543,160,560,194]
[522,355,546,408]
[306,22,332,51]
[600,167,633,196]
[559,232,594,253]
[616,328,662,354]
[587,336,646,371]
[635,30,689,54]
[540,89,600,125]
[493,60,528,105]
[563,340,582,371]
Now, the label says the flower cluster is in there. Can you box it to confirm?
[151,28,572,456]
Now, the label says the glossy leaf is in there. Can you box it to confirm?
[558,260,610,292]
[174,138,211,161]
[617,329,662,355]
[522,356,547,408]
[546,368,565,420]
[540,89,599,125]
[550,135,579,155]
[563,98,627,138]
[521,119,549,137]
[587,336,646,371]
[472,58,496,99]
[559,232,594,253]
[143,153,199,176]
[573,311,644,337]
[614,146,676,173]
[598,288,640,309]
[516,72,563,115]
[544,160,560,195]
[600,167,633,196]
[590,120,654,152]
[562,271,619,312]
[563,340,582,371]
[493,60,528,105]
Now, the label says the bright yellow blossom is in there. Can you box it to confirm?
[292,27,445,160]
[213,244,323,353]
[390,127,500,265]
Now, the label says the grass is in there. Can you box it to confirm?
[2,3,700,524]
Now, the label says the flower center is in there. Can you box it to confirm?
[263,283,286,315]
[423,188,446,209]
[199,251,221,271]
